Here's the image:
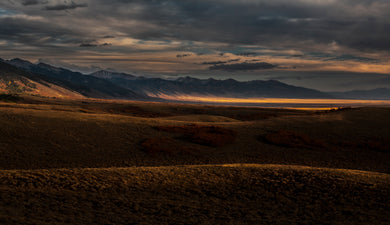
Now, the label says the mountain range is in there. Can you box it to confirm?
[90,72,332,99]
[5,58,144,99]
[0,57,389,100]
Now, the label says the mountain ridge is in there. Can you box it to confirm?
[330,88,390,100]
[88,71,334,99]
[4,58,145,100]
[2,57,389,101]
[90,70,136,80]
[0,61,84,98]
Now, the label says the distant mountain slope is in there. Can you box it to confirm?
[90,70,136,80]
[6,59,145,100]
[0,61,83,98]
[1,58,335,100]
[93,72,333,99]
[330,88,390,100]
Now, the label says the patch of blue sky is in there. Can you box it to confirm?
[307,52,334,59]
[324,55,378,63]
[305,52,377,62]
[0,8,16,16]
[218,46,265,56]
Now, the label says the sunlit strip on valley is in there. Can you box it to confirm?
[148,93,390,110]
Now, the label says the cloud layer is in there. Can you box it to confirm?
[44,2,88,11]
[210,62,277,71]
[0,0,389,89]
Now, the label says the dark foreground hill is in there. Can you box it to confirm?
[1,165,389,225]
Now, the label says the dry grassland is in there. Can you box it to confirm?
[1,164,389,225]
[0,95,389,224]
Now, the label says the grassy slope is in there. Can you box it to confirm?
[0,62,84,98]
[0,96,388,172]
[1,164,389,225]
[0,96,389,224]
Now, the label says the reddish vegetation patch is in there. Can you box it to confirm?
[156,124,237,147]
[234,113,277,121]
[338,139,390,152]
[141,137,195,154]
[106,106,170,118]
[263,130,325,149]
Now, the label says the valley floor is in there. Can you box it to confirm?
[0,95,389,224]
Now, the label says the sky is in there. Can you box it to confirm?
[0,0,390,91]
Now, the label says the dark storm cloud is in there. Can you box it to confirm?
[235,52,257,57]
[0,17,65,42]
[21,0,45,6]
[324,55,378,62]
[0,13,85,49]
[201,59,241,65]
[201,61,227,65]
[79,43,97,47]
[79,42,112,47]
[209,62,277,71]
[176,54,192,58]
[2,0,390,52]
[44,2,87,11]
[91,0,390,52]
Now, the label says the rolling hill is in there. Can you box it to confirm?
[1,164,389,225]
[0,97,389,224]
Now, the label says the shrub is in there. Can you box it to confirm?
[156,124,237,147]
[140,137,196,154]
[0,94,22,102]
[262,130,325,149]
